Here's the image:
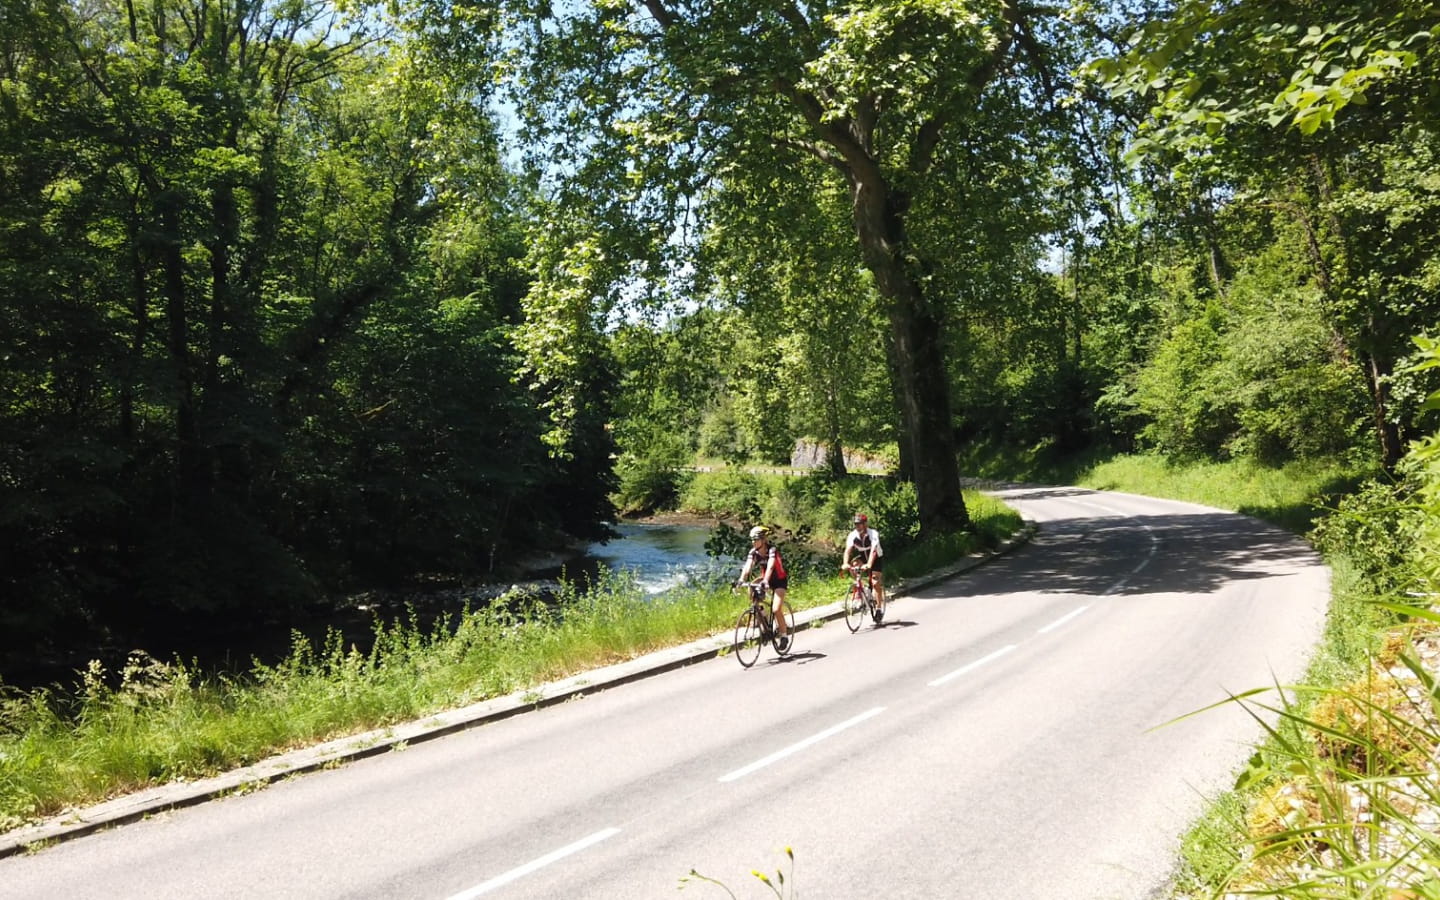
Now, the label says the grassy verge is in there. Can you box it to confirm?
[983,449,1440,898]
[0,488,1017,835]
[1077,454,1370,536]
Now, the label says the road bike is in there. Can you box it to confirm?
[843,562,883,632]
[732,580,796,668]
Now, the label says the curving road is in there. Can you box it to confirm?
[0,487,1329,899]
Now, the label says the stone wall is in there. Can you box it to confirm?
[789,440,890,473]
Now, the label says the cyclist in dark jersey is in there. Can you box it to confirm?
[841,512,885,618]
[737,525,790,649]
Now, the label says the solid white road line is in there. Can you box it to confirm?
[718,707,887,783]
[928,644,1018,687]
[445,827,622,899]
[1037,605,1091,634]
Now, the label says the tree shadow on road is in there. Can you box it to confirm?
[923,505,1321,601]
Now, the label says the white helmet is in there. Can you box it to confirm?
[748,525,769,540]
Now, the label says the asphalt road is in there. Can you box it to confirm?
[0,486,1329,899]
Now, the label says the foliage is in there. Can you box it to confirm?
[0,0,617,682]
[1171,336,1440,896]
[1310,335,1440,598]
[1129,242,1368,462]
[613,427,693,516]
[1090,0,1440,471]
[681,471,769,523]
[1092,1,1440,147]
[485,0,1111,535]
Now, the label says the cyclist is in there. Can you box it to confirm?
[841,513,885,619]
[737,525,790,651]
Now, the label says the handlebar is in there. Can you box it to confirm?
[734,580,770,604]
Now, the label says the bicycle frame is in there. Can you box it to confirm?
[843,563,878,632]
[733,580,794,667]
[745,581,772,620]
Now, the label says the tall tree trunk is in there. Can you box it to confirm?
[883,326,914,483]
[206,182,235,395]
[158,189,204,506]
[1362,349,1404,472]
[822,377,847,478]
[122,208,147,441]
[850,178,968,535]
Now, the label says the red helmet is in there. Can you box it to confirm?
[853,513,868,526]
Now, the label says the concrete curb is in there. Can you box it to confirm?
[0,521,1036,858]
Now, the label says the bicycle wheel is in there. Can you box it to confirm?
[843,584,866,633]
[867,587,884,625]
[733,607,763,668]
[773,601,797,657]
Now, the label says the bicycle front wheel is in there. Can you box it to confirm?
[844,585,866,633]
[773,601,796,657]
[733,608,763,668]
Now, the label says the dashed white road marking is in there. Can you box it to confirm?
[445,827,622,899]
[928,645,1018,687]
[718,707,887,782]
[1037,605,1091,634]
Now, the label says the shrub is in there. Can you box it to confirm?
[613,426,693,515]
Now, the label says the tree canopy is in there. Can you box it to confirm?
[490,0,1097,535]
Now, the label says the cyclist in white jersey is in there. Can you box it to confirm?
[841,513,885,617]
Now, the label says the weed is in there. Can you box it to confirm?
[682,846,796,898]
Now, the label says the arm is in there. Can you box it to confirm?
[867,529,882,566]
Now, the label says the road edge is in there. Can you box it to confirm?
[0,521,1037,858]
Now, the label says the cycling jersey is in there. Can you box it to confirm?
[748,544,788,585]
[840,524,875,558]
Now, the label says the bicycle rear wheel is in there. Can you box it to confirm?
[867,587,883,625]
[843,585,866,633]
[773,601,796,657]
[733,608,763,668]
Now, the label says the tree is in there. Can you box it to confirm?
[492,0,1087,536]
[699,172,894,478]
[0,0,614,678]
[1094,0,1440,469]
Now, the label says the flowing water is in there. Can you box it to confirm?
[581,521,729,594]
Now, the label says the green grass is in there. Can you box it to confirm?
[884,491,1024,579]
[1165,554,1399,897]
[964,446,1437,897]
[1019,450,1440,899]
[1077,453,1371,535]
[961,442,1373,536]
[0,491,1021,835]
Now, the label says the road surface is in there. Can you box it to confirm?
[0,486,1329,899]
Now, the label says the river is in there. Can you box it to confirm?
[580,520,730,594]
[1,521,728,692]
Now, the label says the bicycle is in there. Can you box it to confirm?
[732,580,796,668]
[843,562,883,632]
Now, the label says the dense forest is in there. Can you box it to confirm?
[3,0,1438,683]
